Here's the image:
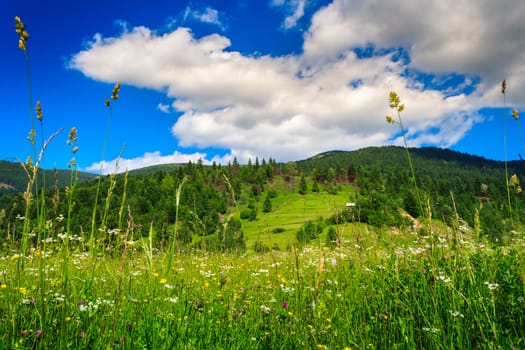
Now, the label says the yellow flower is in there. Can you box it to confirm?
[19,287,27,295]
[0,283,7,289]
[11,254,20,261]
[159,278,167,284]
[386,115,395,124]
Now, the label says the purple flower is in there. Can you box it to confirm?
[35,329,42,337]
[77,300,84,306]
[280,301,289,309]
[125,322,132,330]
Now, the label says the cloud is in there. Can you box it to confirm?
[181,4,225,30]
[271,0,306,30]
[192,7,223,27]
[157,102,171,114]
[69,0,525,167]
[85,150,212,174]
[303,0,525,105]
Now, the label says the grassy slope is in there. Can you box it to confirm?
[241,177,356,249]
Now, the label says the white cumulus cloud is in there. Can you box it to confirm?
[70,0,525,171]
[86,150,211,174]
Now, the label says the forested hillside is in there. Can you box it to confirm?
[1,147,523,250]
[0,160,96,195]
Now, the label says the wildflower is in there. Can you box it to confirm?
[510,174,520,187]
[11,253,20,260]
[18,287,27,295]
[35,329,42,337]
[422,326,440,334]
[386,115,395,124]
[379,313,388,321]
[448,310,464,318]
[280,301,289,309]
[260,305,272,313]
[331,258,337,267]
[159,278,167,284]
[0,283,6,289]
[484,281,499,290]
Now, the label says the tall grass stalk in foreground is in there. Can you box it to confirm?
[89,82,121,253]
[386,92,424,218]
[166,175,188,274]
[501,80,514,224]
[15,17,66,348]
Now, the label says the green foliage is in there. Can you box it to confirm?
[298,174,307,195]
[262,194,272,213]
[296,217,324,244]
[240,208,257,221]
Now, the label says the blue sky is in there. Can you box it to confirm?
[2,0,525,174]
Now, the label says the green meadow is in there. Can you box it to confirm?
[2,16,524,349]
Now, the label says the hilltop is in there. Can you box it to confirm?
[1,146,523,251]
[0,160,97,195]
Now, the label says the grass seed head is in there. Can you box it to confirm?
[36,101,43,121]
[389,91,404,112]
[501,79,506,94]
[111,82,121,100]
[15,16,29,51]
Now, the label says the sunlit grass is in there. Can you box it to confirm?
[1,231,524,348]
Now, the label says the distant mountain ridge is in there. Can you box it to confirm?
[2,146,522,194]
[0,160,97,194]
[298,146,524,174]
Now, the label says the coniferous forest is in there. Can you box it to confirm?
[1,146,523,252]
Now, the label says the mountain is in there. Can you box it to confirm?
[298,146,523,174]
[0,160,97,195]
